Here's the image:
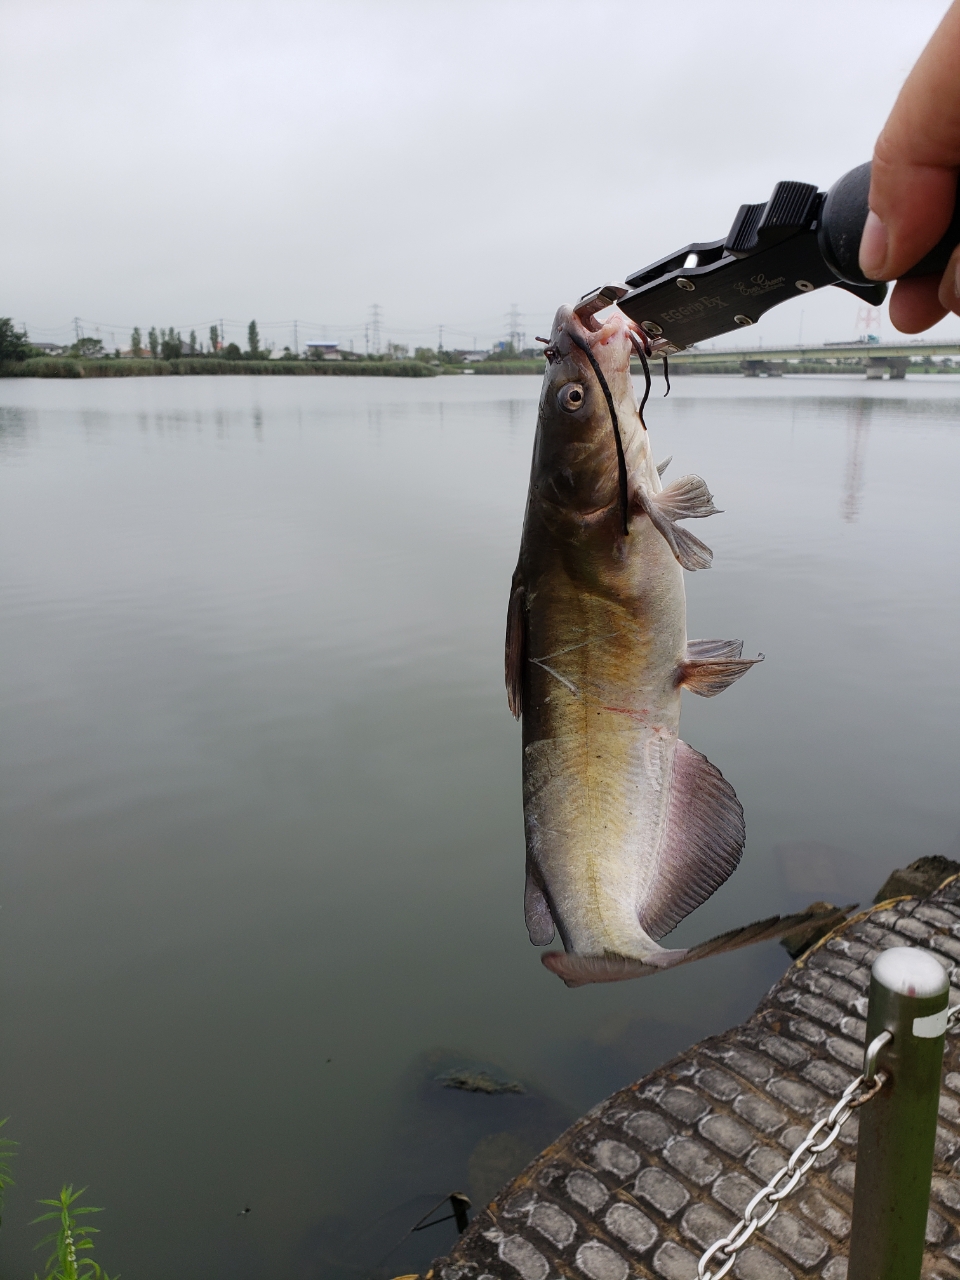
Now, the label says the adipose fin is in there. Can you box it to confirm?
[524,865,556,945]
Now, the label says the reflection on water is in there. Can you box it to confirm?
[841,400,872,523]
[1,374,960,1279]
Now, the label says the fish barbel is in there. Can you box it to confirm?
[506,296,771,986]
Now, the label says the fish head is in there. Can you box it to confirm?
[532,303,651,518]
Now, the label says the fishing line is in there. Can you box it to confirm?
[569,334,630,537]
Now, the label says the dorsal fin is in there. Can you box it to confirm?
[505,572,525,718]
[637,740,745,941]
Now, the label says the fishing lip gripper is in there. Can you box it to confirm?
[607,160,960,352]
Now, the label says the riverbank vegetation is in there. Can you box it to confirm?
[0,318,550,378]
[1,356,440,378]
[0,1122,116,1279]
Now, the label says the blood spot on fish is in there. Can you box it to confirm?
[601,705,648,721]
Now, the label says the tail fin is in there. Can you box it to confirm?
[541,904,852,988]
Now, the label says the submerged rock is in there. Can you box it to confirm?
[438,1069,525,1095]
[875,855,960,903]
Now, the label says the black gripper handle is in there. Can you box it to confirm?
[819,160,960,286]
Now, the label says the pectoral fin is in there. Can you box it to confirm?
[505,571,525,719]
[634,478,716,571]
[679,641,764,698]
[654,474,721,521]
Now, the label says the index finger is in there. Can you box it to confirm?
[863,0,960,281]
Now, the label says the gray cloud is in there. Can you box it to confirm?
[2,0,957,350]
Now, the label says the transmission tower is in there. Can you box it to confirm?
[369,304,382,355]
[507,303,524,353]
[855,305,882,338]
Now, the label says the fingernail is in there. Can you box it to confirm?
[859,210,888,278]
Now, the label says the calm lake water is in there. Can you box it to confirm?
[1,372,960,1279]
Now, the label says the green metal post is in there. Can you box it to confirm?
[848,946,949,1280]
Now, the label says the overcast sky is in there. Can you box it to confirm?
[3,0,958,353]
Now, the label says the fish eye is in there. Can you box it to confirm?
[558,383,585,413]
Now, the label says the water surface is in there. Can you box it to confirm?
[1,373,959,1278]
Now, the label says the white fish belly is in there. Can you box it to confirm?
[523,724,679,958]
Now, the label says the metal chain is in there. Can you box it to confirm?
[697,1072,884,1280]
[697,999,959,1279]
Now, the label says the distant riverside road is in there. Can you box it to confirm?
[0,357,549,379]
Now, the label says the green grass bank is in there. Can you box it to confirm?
[0,357,441,379]
[469,360,546,375]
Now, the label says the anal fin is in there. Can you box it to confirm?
[679,641,763,698]
[656,455,672,477]
[638,740,745,941]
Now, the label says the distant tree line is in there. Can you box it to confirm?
[0,317,553,369]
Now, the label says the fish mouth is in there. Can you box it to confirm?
[542,297,643,539]
[540,289,650,379]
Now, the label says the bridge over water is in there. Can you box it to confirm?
[636,341,960,380]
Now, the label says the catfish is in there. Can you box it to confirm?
[506,293,832,986]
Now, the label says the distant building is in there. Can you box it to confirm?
[462,351,490,362]
[32,342,67,355]
[305,342,343,361]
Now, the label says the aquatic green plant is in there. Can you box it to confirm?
[32,1185,116,1280]
[0,1117,17,1230]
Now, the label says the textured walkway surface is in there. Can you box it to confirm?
[429,880,960,1280]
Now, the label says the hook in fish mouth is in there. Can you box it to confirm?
[537,336,561,364]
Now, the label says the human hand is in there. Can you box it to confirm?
[860,0,960,332]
